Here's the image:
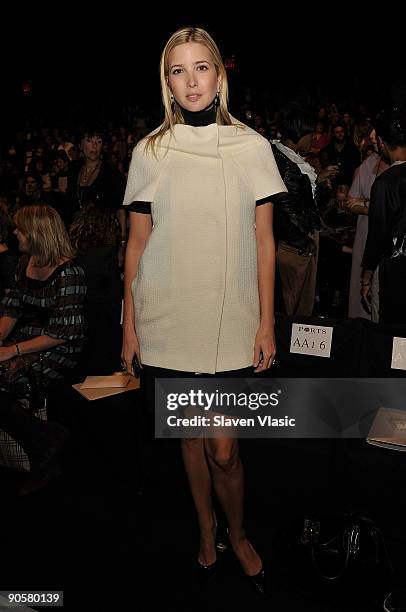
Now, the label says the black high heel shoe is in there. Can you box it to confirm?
[196,517,229,585]
[228,531,267,597]
[196,556,218,587]
[245,564,266,597]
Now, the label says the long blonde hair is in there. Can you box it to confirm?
[14,204,75,267]
[146,26,235,155]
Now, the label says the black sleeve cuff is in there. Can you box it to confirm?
[128,201,152,214]
[256,195,274,207]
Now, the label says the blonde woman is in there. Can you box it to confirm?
[121,27,286,595]
[0,204,86,495]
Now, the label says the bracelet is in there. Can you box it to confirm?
[15,343,21,356]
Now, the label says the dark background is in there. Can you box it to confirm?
[2,12,406,135]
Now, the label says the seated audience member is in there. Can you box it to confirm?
[0,204,86,495]
[297,119,331,172]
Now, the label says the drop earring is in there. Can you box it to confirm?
[214,89,220,111]
[170,93,175,114]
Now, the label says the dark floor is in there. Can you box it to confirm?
[1,388,405,612]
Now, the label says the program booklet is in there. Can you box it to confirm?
[367,407,406,452]
[72,373,139,400]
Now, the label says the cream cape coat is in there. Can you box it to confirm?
[123,121,287,373]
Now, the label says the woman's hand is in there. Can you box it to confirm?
[361,282,372,315]
[121,326,142,376]
[253,326,276,372]
[346,197,369,216]
[316,165,339,186]
[0,345,18,362]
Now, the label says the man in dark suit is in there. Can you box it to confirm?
[320,122,361,188]
[362,105,406,324]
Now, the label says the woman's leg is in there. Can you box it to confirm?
[204,437,262,576]
[181,437,216,566]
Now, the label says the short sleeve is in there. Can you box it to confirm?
[43,264,87,342]
[122,139,164,207]
[128,201,152,214]
[256,196,274,207]
[236,139,287,202]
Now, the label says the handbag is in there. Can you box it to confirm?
[0,352,47,472]
[278,513,393,605]
[0,342,45,398]
[300,514,393,582]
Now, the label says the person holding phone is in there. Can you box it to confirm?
[121,26,286,595]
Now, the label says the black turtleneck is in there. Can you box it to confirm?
[179,102,217,127]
